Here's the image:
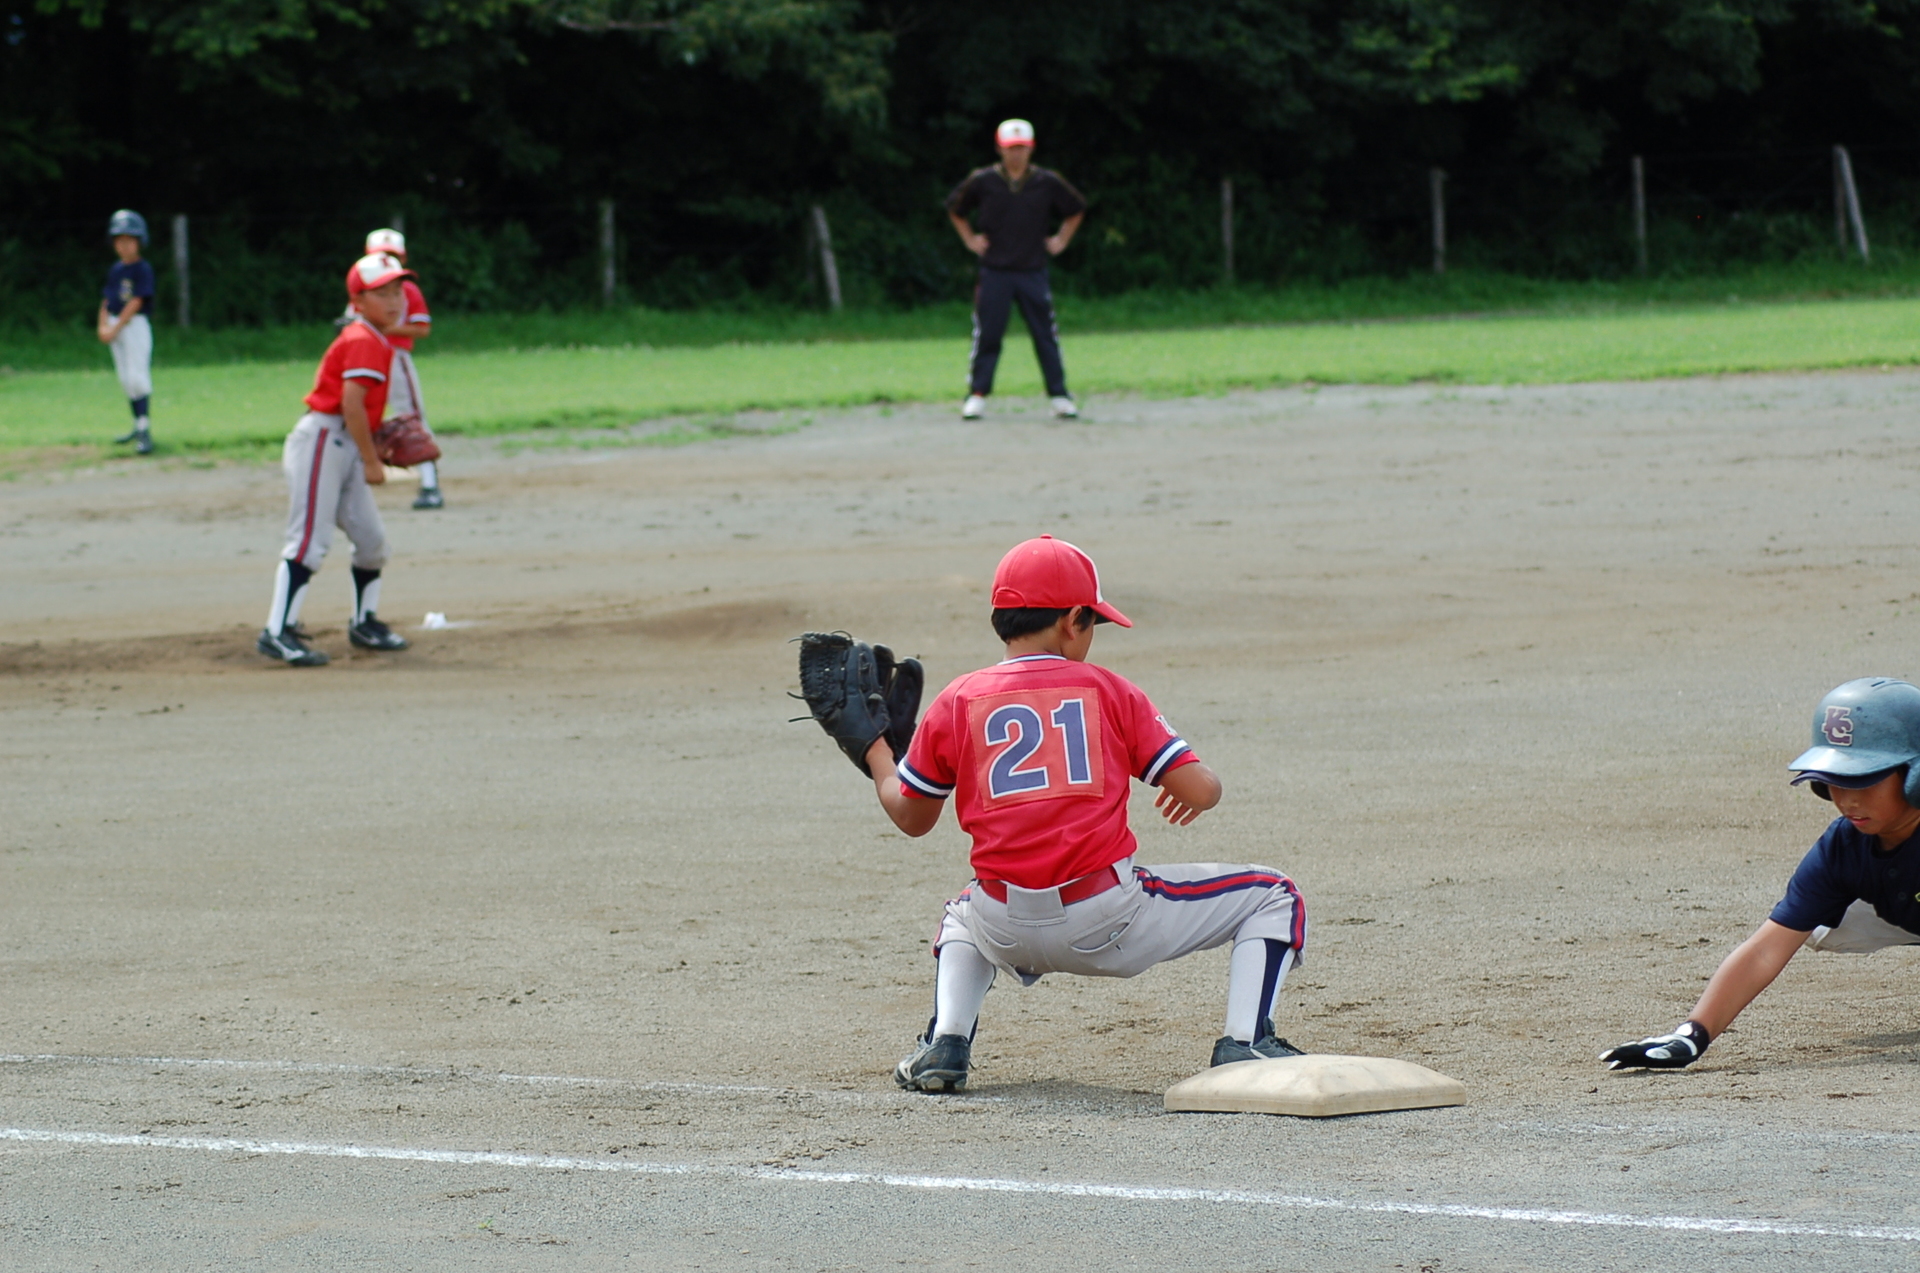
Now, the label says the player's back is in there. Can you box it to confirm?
[901,654,1192,889]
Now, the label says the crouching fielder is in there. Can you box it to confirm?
[255,253,415,667]
[825,535,1309,1093]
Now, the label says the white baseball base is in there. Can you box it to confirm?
[1164,1054,1465,1118]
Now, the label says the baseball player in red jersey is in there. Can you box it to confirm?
[362,228,444,509]
[255,253,414,666]
[866,536,1309,1091]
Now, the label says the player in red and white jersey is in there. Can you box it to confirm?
[254,253,416,666]
[871,535,1310,1092]
[363,228,444,509]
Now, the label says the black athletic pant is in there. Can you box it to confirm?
[969,267,1068,397]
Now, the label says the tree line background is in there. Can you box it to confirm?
[5,0,1920,331]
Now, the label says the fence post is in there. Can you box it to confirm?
[599,198,616,306]
[1631,156,1647,276]
[1429,167,1447,275]
[1835,145,1870,263]
[1833,148,1849,251]
[171,214,190,329]
[1220,177,1235,285]
[810,204,842,312]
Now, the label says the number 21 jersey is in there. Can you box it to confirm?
[897,653,1196,889]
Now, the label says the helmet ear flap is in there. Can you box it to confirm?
[1902,765,1920,808]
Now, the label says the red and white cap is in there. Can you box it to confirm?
[990,535,1131,627]
[996,118,1035,148]
[365,228,407,256]
[345,252,415,296]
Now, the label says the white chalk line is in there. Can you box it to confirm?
[0,1052,896,1104]
[4,1125,1916,1244]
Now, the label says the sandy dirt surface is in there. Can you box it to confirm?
[6,376,1920,1270]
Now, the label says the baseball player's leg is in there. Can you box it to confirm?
[336,466,408,651]
[1805,899,1920,953]
[968,270,1016,399]
[1010,271,1069,402]
[896,895,999,1092]
[110,314,155,452]
[1222,937,1297,1048]
[259,414,345,665]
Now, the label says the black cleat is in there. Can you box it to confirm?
[256,627,329,667]
[1210,1018,1307,1067]
[894,1032,971,1093]
[412,486,444,510]
[347,615,409,651]
[116,428,154,454]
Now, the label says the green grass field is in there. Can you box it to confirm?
[5,294,1917,464]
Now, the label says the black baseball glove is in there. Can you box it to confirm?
[1599,1020,1711,1070]
[794,632,923,777]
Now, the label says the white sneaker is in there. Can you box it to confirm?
[961,394,986,419]
[1050,396,1079,419]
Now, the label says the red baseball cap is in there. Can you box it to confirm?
[990,535,1131,627]
[345,252,415,296]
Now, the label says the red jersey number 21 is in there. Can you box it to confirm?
[971,689,1106,805]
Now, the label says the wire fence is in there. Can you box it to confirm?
[7,143,1920,333]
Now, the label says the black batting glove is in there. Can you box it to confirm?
[1599,1020,1710,1070]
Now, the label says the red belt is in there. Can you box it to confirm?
[976,865,1123,906]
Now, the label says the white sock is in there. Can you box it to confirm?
[266,560,312,635]
[354,574,382,624]
[135,415,150,434]
[932,941,997,1039]
[1224,939,1294,1042]
[416,460,438,488]
[265,561,291,634]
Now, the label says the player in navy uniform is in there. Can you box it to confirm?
[946,119,1086,421]
[98,210,157,454]
[1603,677,1920,1070]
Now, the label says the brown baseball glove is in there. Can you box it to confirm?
[373,412,441,468]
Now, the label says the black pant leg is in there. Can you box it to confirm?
[1011,270,1069,398]
[969,269,1016,395]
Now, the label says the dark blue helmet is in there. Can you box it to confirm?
[1789,677,1920,804]
[107,209,149,245]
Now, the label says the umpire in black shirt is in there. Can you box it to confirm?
[946,118,1087,419]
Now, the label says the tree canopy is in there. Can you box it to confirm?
[5,0,1919,322]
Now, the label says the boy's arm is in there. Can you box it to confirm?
[98,296,142,342]
[1153,760,1221,826]
[340,379,387,486]
[866,738,942,837]
[1601,918,1806,1069]
[1687,919,1807,1037]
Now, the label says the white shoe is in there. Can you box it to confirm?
[961,394,985,419]
[1050,396,1079,419]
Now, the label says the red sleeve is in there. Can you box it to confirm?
[898,683,961,800]
[1115,674,1195,785]
[339,326,389,382]
[403,280,431,325]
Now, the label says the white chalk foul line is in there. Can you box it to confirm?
[0,1052,872,1101]
[5,1125,1918,1244]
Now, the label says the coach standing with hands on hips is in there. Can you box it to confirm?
[947,119,1086,420]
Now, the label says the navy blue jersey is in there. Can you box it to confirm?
[1771,816,1920,936]
[103,260,155,316]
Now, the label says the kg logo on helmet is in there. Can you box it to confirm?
[1823,705,1855,746]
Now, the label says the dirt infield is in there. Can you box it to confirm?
[6,377,1920,1269]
